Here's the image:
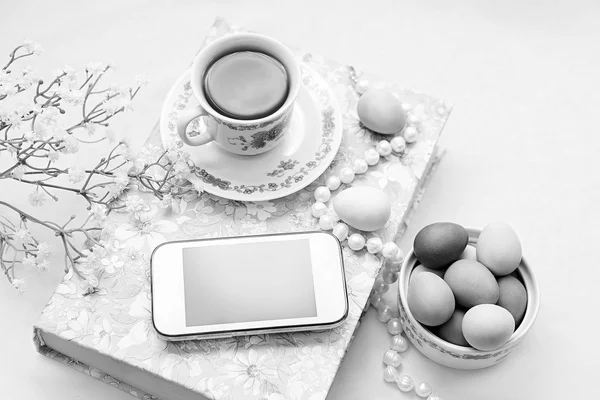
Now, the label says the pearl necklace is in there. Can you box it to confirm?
[308,67,443,400]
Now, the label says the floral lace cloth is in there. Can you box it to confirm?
[34,18,450,400]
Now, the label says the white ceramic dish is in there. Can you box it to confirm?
[397,227,541,370]
[160,64,343,202]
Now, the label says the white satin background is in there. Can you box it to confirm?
[1,1,598,399]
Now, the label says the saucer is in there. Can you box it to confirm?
[160,64,343,202]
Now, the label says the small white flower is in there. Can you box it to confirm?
[125,195,146,213]
[37,107,60,125]
[101,255,124,274]
[30,104,43,115]
[5,145,17,158]
[15,77,33,90]
[6,111,23,125]
[0,85,18,97]
[89,203,108,222]
[36,259,50,272]
[158,193,173,209]
[114,207,178,250]
[105,127,118,143]
[12,278,27,293]
[47,150,60,162]
[134,74,149,86]
[68,166,86,183]
[23,130,39,141]
[112,171,130,189]
[36,242,51,260]
[246,201,277,221]
[83,123,97,136]
[11,165,26,180]
[103,99,120,116]
[14,229,34,245]
[123,246,144,266]
[60,135,79,154]
[193,199,214,222]
[21,65,34,75]
[28,190,48,206]
[0,106,9,120]
[173,160,190,180]
[85,62,105,74]
[22,254,37,269]
[23,40,43,55]
[60,65,77,80]
[51,127,67,140]
[58,88,84,104]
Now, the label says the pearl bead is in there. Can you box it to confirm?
[390,136,406,153]
[319,215,334,230]
[353,158,368,174]
[428,394,442,400]
[366,237,383,254]
[373,277,389,294]
[311,201,328,218]
[383,366,398,383]
[383,349,402,368]
[415,382,433,398]
[387,318,403,335]
[392,248,405,264]
[339,167,355,184]
[381,242,399,259]
[326,175,341,191]
[364,148,380,166]
[332,223,349,241]
[356,79,370,95]
[396,375,414,392]
[376,305,393,323]
[407,113,420,126]
[381,268,399,284]
[384,259,402,273]
[391,335,409,352]
[376,140,392,157]
[403,126,418,143]
[348,233,365,251]
[314,186,331,202]
[370,292,385,309]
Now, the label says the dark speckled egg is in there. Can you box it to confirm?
[413,222,469,269]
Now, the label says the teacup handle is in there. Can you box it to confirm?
[176,105,214,147]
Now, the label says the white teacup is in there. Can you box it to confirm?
[176,33,301,156]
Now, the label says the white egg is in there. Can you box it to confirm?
[357,89,406,134]
[333,186,391,231]
[462,304,515,351]
[477,222,522,276]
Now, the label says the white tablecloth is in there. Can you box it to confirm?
[1,1,598,399]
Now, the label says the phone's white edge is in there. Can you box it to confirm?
[150,231,349,341]
[154,318,347,342]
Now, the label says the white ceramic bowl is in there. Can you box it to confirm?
[397,227,540,369]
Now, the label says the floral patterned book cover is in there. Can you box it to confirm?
[33,18,450,400]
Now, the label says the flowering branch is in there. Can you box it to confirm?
[0,41,194,292]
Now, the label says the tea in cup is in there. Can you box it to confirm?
[176,33,301,156]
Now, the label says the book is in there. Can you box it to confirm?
[33,17,450,400]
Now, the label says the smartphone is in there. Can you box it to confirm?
[150,231,348,341]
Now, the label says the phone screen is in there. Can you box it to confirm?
[182,239,317,327]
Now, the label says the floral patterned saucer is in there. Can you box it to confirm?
[160,64,343,202]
